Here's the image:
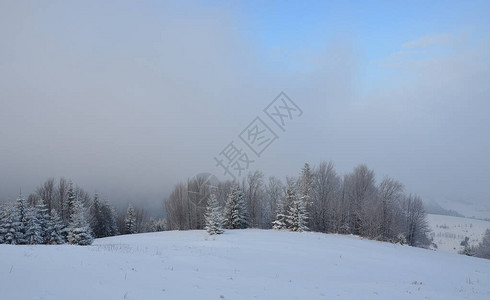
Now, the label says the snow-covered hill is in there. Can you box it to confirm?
[1,230,489,300]
[427,214,490,254]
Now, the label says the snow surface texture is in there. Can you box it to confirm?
[427,214,490,254]
[1,230,490,300]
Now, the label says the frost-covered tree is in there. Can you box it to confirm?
[298,163,314,203]
[343,165,377,236]
[45,209,66,244]
[223,185,249,229]
[35,199,49,243]
[12,193,29,244]
[125,204,137,234]
[272,196,288,230]
[90,194,119,238]
[287,189,308,232]
[204,194,224,235]
[474,229,490,259]
[0,204,15,244]
[90,193,102,237]
[65,181,76,223]
[102,200,119,236]
[244,171,265,228]
[402,195,430,247]
[25,206,43,244]
[148,218,166,232]
[377,177,404,241]
[67,200,93,245]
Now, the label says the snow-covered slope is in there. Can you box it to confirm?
[427,214,490,253]
[1,230,489,300]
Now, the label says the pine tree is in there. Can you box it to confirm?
[25,206,43,244]
[67,200,93,245]
[298,163,314,202]
[272,197,288,230]
[64,181,76,223]
[46,209,66,244]
[102,200,119,236]
[287,189,308,232]
[90,193,102,238]
[0,205,16,244]
[125,204,136,234]
[0,204,11,243]
[12,193,29,244]
[223,185,249,229]
[299,163,314,229]
[35,199,49,243]
[204,194,224,235]
[90,194,119,238]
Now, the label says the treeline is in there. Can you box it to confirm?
[166,162,432,247]
[0,178,165,245]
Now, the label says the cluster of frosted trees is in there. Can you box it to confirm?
[0,188,92,245]
[203,185,249,235]
[0,177,168,246]
[166,162,431,247]
[0,178,120,245]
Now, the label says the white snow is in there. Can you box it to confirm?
[427,214,490,253]
[1,229,490,300]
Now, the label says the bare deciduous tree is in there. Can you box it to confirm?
[164,183,189,230]
[402,195,430,247]
[264,176,283,228]
[345,164,376,236]
[244,171,264,228]
[311,161,341,233]
[35,178,56,212]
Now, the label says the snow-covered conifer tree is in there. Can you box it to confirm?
[287,189,308,232]
[204,194,224,235]
[90,194,119,238]
[223,185,249,229]
[272,197,288,230]
[46,209,66,244]
[102,200,119,236]
[298,163,314,202]
[0,204,13,244]
[67,200,93,245]
[90,193,102,238]
[25,206,43,244]
[125,204,137,234]
[64,181,76,223]
[35,199,49,243]
[12,193,29,244]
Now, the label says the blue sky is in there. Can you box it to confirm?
[188,0,490,88]
[230,1,489,56]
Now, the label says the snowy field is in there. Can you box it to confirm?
[1,230,490,300]
[427,214,490,254]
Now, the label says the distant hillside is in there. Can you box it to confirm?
[424,200,464,217]
[427,214,490,254]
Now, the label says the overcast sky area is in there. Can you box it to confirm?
[1,1,489,217]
